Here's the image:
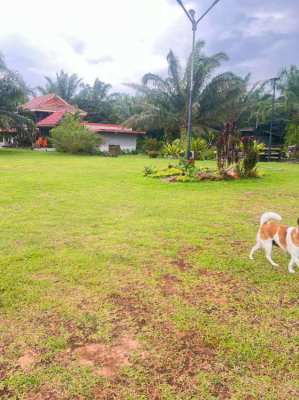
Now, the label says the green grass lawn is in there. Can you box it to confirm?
[1,149,299,400]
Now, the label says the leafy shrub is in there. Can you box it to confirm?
[239,138,260,177]
[285,122,299,147]
[152,167,183,178]
[191,138,208,160]
[162,139,184,158]
[162,137,212,160]
[175,175,196,182]
[204,147,216,160]
[143,165,157,176]
[51,114,101,154]
[144,138,162,153]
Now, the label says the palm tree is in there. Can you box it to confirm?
[278,65,299,118]
[37,70,82,102]
[126,40,247,140]
[74,78,115,122]
[0,54,35,144]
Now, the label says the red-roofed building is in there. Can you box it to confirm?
[21,94,144,151]
[22,93,85,116]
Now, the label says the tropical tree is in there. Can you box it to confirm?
[0,53,35,145]
[51,113,101,154]
[74,78,115,122]
[278,65,299,118]
[37,70,82,102]
[125,40,248,140]
[111,93,144,124]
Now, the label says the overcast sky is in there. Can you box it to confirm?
[1,0,298,92]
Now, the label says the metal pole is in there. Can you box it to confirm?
[176,0,222,160]
[186,24,196,160]
[268,78,278,161]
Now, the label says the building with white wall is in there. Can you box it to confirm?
[21,94,144,150]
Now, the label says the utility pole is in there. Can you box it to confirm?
[176,0,222,160]
[268,77,279,161]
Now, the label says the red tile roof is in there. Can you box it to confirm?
[83,123,145,135]
[37,111,66,127]
[22,93,85,115]
[36,115,145,135]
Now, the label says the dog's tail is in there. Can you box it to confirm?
[260,212,282,227]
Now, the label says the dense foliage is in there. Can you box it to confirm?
[37,70,82,102]
[74,79,115,123]
[0,54,35,146]
[51,114,101,154]
[125,41,244,139]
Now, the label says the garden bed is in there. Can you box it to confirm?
[144,161,244,183]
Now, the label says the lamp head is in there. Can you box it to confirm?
[189,9,196,19]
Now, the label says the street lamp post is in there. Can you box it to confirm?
[268,77,279,161]
[176,0,222,160]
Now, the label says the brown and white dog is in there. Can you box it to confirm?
[250,212,299,273]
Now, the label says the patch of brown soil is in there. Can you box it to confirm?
[17,350,38,371]
[33,310,98,348]
[107,286,219,396]
[211,382,231,400]
[172,258,192,271]
[73,333,141,378]
[25,386,61,400]
[159,274,182,296]
[110,291,151,330]
[171,245,200,271]
[141,329,216,392]
[185,270,247,312]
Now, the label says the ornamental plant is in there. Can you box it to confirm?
[51,114,101,154]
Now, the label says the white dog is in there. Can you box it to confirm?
[250,212,299,273]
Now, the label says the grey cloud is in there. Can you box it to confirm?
[65,36,86,54]
[0,35,54,88]
[154,0,299,82]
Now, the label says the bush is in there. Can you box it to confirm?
[162,139,184,158]
[143,138,162,157]
[204,147,216,160]
[191,138,207,160]
[162,137,212,160]
[285,122,299,147]
[51,114,101,154]
[239,138,260,177]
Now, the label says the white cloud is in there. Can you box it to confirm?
[0,0,298,90]
[0,0,183,90]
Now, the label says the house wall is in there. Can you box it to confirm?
[0,134,15,147]
[99,133,137,151]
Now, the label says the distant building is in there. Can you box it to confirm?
[240,120,286,146]
[21,93,144,151]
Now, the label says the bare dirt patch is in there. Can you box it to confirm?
[185,270,249,313]
[159,274,182,296]
[140,329,217,394]
[110,290,152,330]
[25,386,61,400]
[17,349,38,371]
[172,258,192,271]
[211,382,231,400]
[73,332,141,378]
[171,245,200,271]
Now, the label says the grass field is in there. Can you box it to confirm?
[1,149,299,400]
